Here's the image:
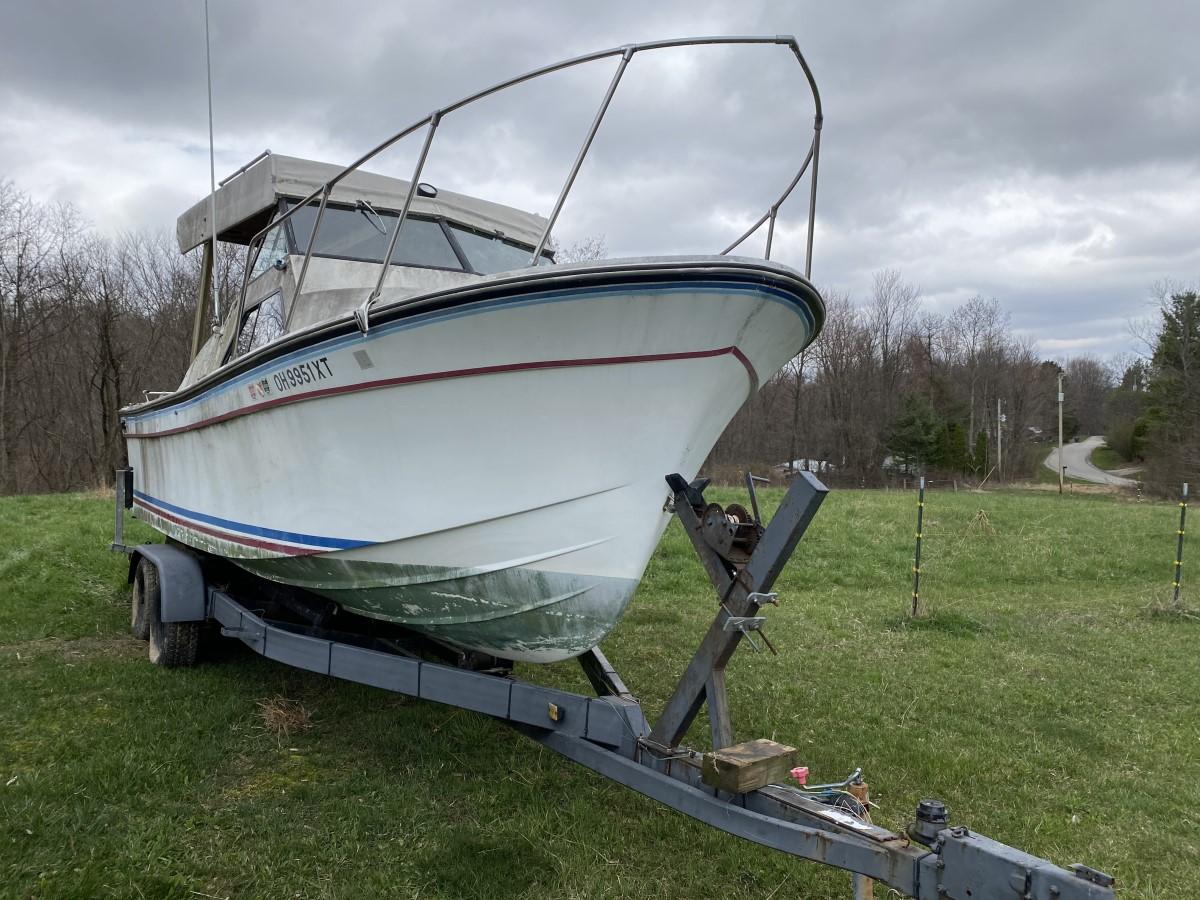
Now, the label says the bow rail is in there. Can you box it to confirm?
[231,35,823,335]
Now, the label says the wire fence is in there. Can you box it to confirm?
[901,475,1194,617]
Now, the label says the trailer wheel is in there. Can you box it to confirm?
[146,562,200,668]
[130,558,153,641]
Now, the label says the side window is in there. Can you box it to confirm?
[249,223,289,280]
[235,307,260,357]
[252,293,285,349]
[234,292,285,358]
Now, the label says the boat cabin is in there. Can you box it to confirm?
[177,152,552,388]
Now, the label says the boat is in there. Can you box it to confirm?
[120,36,826,663]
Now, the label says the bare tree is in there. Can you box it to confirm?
[0,183,199,493]
[947,296,1007,442]
[554,236,607,264]
[1063,356,1115,436]
[706,275,1057,485]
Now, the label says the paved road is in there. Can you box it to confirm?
[1043,435,1138,487]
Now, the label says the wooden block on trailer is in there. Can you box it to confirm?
[701,738,797,794]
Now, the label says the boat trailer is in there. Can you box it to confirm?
[111,470,1117,899]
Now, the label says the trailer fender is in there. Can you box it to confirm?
[126,544,207,623]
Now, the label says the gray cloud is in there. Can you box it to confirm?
[1,0,1197,360]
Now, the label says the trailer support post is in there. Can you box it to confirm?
[649,471,827,749]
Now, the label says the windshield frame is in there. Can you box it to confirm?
[246,200,299,283]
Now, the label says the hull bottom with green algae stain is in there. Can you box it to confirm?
[243,555,638,661]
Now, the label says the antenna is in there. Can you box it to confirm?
[204,0,221,330]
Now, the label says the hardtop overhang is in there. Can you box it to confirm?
[176,152,549,254]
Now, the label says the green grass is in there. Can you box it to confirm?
[2,487,1198,899]
[1091,443,1134,472]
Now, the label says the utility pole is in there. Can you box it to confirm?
[996,397,1003,481]
[1057,372,1064,495]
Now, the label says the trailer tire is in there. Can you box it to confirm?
[130,558,153,641]
[146,562,200,668]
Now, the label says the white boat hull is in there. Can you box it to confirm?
[122,259,822,662]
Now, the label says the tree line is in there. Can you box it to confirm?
[1102,283,1200,493]
[0,181,241,494]
[709,273,1200,492]
[3,177,1193,495]
[708,270,1064,485]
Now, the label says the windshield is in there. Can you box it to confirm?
[448,224,554,274]
[286,200,555,275]
[288,202,463,270]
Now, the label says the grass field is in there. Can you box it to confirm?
[2,486,1198,899]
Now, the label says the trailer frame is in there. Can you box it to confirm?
[111,468,1117,900]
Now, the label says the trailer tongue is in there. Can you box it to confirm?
[114,470,1116,900]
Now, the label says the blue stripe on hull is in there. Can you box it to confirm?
[134,490,371,550]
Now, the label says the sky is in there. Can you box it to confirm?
[1,0,1197,361]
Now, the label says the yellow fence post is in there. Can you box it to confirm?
[1172,482,1188,606]
[911,477,925,618]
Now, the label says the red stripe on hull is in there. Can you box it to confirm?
[728,346,759,388]
[126,345,753,440]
